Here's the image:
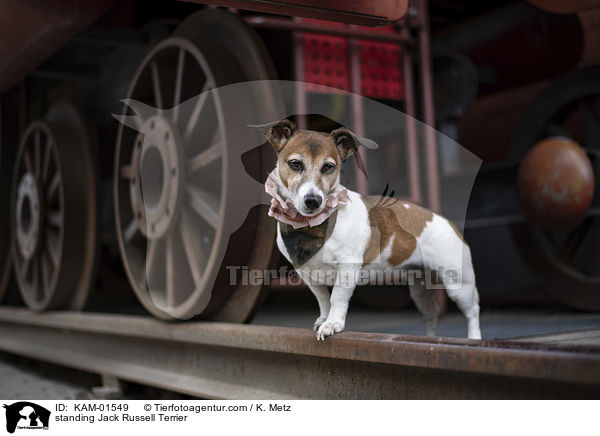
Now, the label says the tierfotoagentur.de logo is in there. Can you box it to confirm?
[3,402,50,434]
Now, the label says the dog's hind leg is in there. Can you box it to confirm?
[445,280,481,339]
[425,223,481,339]
[409,283,440,336]
[441,242,482,339]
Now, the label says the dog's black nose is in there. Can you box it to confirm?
[304,194,322,210]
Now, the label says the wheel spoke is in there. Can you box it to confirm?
[45,231,59,267]
[559,217,593,262]
[184,79,215,141]
[146,239,159,273]
[21,257,31,280]
[23,148,33,174]
[31,256,39,300]
[172,48,185,122]
[187,186,219,228]
[122,114,144,132]
[124,218,139,243]
[47,210,62,228]
[151,61,163,109]
[186,143,222,173]
[180,211,205,288]
[120,164,135,179]
[40,252,51,297]
[165,234,175,307]
[145,238,164,292]
[42,137,52,182]
[46,173,60,200]
[580,98,600,149]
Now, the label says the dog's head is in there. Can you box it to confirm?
[264,119,375,216]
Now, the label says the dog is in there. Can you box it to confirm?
[263,119,481,341]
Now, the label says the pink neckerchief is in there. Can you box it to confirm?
[264,170,349,229]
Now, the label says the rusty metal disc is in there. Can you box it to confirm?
[114,11,279,321]
[517,137,595,231]
[510,66,600,310]
[10,101,99,311]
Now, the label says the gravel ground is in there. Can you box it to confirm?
[0,351,191,400]
[0,352,99,399]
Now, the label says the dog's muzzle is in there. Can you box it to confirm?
[304,193,323,211]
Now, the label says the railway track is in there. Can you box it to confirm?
[0,307,599,399]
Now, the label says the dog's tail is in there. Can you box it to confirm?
[373,183,400,208]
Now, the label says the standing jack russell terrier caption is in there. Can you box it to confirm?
[263,119,481,340]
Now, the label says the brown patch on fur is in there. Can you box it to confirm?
[361,198,433,266]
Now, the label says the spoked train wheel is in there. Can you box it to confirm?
[510,66,600,310]
[114,10,279,321]
[10,102,98,311]
[176,9,280,322]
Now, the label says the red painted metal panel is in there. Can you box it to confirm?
[359,35,403,100]
[301,19,404,100]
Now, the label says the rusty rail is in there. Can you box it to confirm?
[0,307,598,399]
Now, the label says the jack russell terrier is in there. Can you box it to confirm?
[263,119,481,341]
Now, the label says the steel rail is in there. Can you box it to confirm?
[0,307,598,399]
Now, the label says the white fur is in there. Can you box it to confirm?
[276,185,481,341]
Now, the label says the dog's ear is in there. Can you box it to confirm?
[331,128,357,161]
[250,119,298,152]
[331,128,378,161]
[266,119,297,151]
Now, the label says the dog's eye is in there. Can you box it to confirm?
[287,159,304,171]
[322,162,336,173]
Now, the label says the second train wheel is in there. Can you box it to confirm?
[10,101,99,311]
[510,66,600,310]
[114,10,278,321]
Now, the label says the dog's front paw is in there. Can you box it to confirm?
[313,316,328,331]
[316,321,343,341]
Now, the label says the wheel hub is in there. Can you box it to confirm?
[15,172,42,260]
[130,115,184,240]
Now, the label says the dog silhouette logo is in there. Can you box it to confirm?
[3,402,50,433]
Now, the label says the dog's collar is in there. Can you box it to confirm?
[265,170,349,229]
